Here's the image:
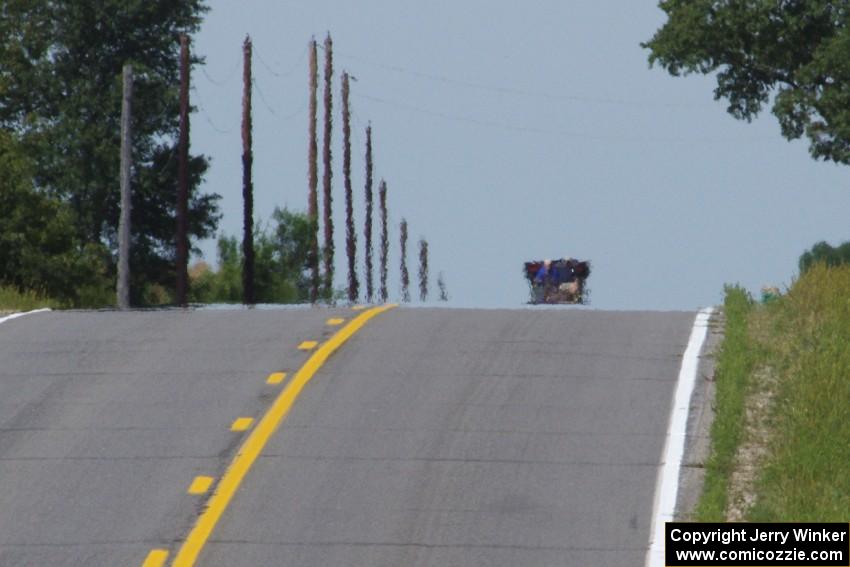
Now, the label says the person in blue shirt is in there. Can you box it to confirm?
[534,259,551,284]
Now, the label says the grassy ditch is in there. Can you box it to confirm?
[696,264,850,521]
[0,286,60,313]
[694,285,759,521]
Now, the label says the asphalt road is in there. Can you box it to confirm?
[0,307,698,567]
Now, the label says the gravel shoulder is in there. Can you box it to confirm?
[675,309,724,520]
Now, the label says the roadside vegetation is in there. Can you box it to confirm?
[697,262,850,521]
[0,206,314,311]
[694,285,759,521]
[188,208,314,305]
[0,286,61,313]
[0,3,218,309]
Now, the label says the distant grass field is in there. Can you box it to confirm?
[0,286,60,313]
[696,264,850,521]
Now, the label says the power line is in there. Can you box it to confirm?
[253,42,309,80]
[351,88,771,144]
[279,102,308,122]
[252,78,278,115]
[200,57,241,87]
[200,44,307,87]
[197,103,234,134]
[335,49,711,109]
[192,87,235,134]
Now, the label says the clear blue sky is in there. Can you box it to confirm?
[191,0,850,310]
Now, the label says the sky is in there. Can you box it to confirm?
[190,0,850,311]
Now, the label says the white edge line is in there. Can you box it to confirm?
[645,306,714,567]
[0,308,52,326]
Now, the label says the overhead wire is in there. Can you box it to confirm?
[351,88,771,144]
[333,49,713,109]
[199,54,242,87]
[191,85,235,134]
[252,78,278,115]
[278,102,308,122]
[253,42,309,80]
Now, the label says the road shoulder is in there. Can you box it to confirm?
[675,309,723,520]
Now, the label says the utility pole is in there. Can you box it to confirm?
[438,272,449,302]
[379,179,388,303]
[400,218,410,303]
[322,33,334,300]
[176,35,190,306]
[307,38,319,303]
[341,71,358,302]
[242,35,255,305]
[117,64,133,310]
[363,125,374,303]
[418,238,429,302]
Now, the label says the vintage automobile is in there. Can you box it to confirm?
[524,258,591,304]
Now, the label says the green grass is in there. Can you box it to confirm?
[0,285,61,312]
[695,285,760,521]
[696,264,850,521]
[749,264,850,521]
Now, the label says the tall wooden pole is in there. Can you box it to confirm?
[341,71,358,302]
[363,125,374,303]
[400,218,410,303]
[321,33,334,300]
[117,64,133,310]
[176,35,190,306]
[307,38,319,303]
[379,179,388,303]
[438,272,448,301]
[418,238,429,302]
[242,35,255,305]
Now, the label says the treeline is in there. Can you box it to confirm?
[0,4,446,307]
[0,2,218,307]
[799,240,850,275]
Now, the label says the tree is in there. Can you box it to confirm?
[0,1,220,304]
[0,132,111,305]
[644,2,850,164]
[255,208,313,302]
[190,208,313,304]
[799,240,850,274]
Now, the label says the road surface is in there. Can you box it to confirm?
[0,306,702,566]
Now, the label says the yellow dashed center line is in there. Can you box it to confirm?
[351,305,367,311]
[297,340,318,351]
[187,476,214,495]
[326,318,345,326]
[169,304,396,567]
[230,417,254,432]
[141,549,169,567]
[266,371,286,385]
